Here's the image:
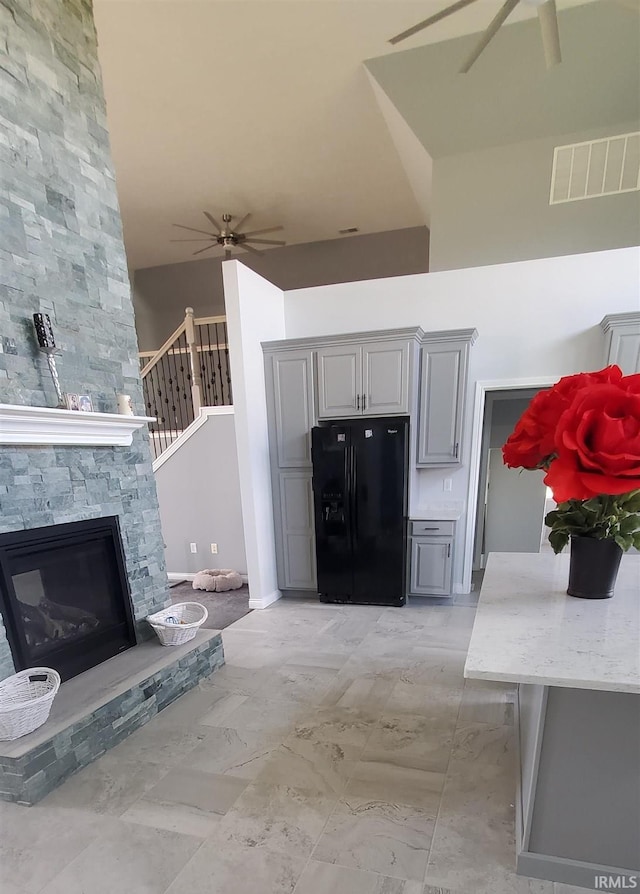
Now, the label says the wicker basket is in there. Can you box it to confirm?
[147,601,208,646]
[0,667,61,741]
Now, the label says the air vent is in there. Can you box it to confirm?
[550,132,640,205]
[338,227,359,235]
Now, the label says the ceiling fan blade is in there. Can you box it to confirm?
[242,225,284,237]
[192,243,219,256]
[203,212,222,232]
[234,213,251,232]
[247,238,286,246]
[459,0,520,73]
[537,0,561,68]
[241,243,263,256]
[389,0,482,44]
[170,238,216,242]
[173,223,216,236]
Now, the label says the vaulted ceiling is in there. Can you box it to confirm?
[94,0,633,271]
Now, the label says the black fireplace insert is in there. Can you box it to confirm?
[0,518,137,682]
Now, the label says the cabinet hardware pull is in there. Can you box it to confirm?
[363,394,366,411]
[447,543,451,558]
[421,527,440,531]
[356,394,360,410]
[454,442,459,458]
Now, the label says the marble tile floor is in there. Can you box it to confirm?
[0,597,595,894]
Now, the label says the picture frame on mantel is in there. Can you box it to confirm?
[64,393,93,412]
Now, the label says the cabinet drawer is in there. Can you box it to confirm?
[410,520,455,537]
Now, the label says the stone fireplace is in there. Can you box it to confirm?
[0,0,224,804]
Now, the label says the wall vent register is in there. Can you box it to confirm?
[550,131,640,205]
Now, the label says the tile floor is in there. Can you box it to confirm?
[0,596,594,894]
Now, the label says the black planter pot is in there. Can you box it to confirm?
[567,535,623,599]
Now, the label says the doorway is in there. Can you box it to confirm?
[473,389,547,570]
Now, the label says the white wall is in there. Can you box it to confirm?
[154,409,246,576]
[223,260,286,609]
[282,246,640,591]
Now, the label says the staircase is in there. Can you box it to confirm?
[140,307,232,459]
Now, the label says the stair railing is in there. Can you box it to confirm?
[140,307,231,458]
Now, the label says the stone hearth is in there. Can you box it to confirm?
[0,630,224,805]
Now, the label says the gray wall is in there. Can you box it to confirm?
[154,412,247,575]
[133,226,430,351]
[430,122,640,272]
[0,0,169,678]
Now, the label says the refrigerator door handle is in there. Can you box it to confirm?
[350,444,358,551]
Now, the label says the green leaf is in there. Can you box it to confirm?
[620,491,640,513]
[549,530,569,554]
[614,535,633,552]
[620,515,640,535]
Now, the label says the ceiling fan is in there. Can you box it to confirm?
[389,0,562,73]
[171,212,285,259]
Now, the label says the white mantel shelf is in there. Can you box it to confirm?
[0,404,156,447]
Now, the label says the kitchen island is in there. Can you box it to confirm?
[465,552,640,891]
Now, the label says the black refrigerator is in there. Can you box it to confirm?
[311,417,409,606]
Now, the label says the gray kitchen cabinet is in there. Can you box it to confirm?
[278,471,316,590]
[408,520,455,597]
[264,345,317,590]
[601,312,640,373]
[317,335,416,419]
[362,340,411,416]
[268,349,315,468]
[417,331,477,466]
[316,344,361,418]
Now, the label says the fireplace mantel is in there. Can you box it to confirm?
[0,404,156,447]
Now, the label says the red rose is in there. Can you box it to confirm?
[544,379,640,502]
[502,365,623,470]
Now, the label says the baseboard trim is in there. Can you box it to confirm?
[248,589,281,610]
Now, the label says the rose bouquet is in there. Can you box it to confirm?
[502,365,640,558]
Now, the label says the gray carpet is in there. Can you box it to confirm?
[169,581,251,630]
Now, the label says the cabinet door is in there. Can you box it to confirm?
[271,350,315,468]
[362,340,410,416]
[279,471,317,590]
[409,536,452,597]
[607,329,640,374]
[317,345,362,418]
[418,342,467,465]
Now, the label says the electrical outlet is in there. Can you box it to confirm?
[443,478,453,492]
[210,543,218,554]
[189,542,197,553]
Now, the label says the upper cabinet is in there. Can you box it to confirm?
[362,341,411,416]
[601,312,640,374]
[317,334,417,419]
[417,330,477,467]
[316,344,362,418]
[266,349,315,468]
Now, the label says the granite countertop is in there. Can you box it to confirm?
[464,552,640,694]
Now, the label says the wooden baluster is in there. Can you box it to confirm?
[184,306,202,416]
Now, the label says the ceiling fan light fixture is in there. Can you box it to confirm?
[171,210,285,257]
